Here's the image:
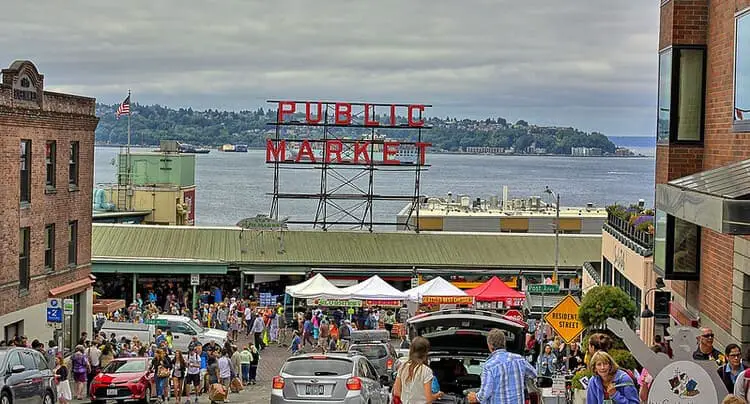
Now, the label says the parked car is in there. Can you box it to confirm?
[271,352,390,404]
[99,314,228,352]
[406,308,541,403]
[89,357,154,404]
[0,347,56,404]
[347,330,398,382]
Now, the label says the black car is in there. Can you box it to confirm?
[407,309,541,403]
[0,347,56,404]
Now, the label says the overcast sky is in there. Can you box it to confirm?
[1,1,659,136]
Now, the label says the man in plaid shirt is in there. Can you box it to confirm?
[468,329,537,404]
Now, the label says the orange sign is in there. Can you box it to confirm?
[364,300,401,307]
[543,295,584,343]
[421,296,474,305]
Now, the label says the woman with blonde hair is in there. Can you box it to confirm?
[586,351,639,404]
[392,337,443,403]
[54,355,72,404]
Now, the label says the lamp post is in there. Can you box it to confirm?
[544,186,559,284]
[640,277,666,344]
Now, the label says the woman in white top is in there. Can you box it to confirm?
[393,336,444,404]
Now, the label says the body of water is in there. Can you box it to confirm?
[94,146,656,227]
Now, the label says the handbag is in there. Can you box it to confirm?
[158,365,170,378]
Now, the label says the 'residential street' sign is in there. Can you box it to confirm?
[543,295,584,343]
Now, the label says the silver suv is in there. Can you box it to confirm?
[271,352,390,404]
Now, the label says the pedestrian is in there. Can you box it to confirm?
[150,348,173,403]
[54,355,72,404]
[467,329,537,404]
[586,351,639,404]
[71,345,89,400]
[172,350,186,404]
[218,349,232,399]
[240,345,252,384]
[392,337,444,403]
[537,344,557,387]
[249,344,259,385]
[289,331,301,355]
[186,346,203,403]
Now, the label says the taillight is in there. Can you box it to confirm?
[386,358,393,369]
[346,377,362,391]
[272,376,285,389]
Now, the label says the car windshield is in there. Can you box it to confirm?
[103,360,147,374]
[283,358,353,376]
[350,344,387,360]
[187,319,205,333]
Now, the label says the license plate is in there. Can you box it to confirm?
[305,384,324,395]
[107,388,117,396]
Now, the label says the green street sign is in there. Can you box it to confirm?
[527,284,560,294]
[145,319,168,326]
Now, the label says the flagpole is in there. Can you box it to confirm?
[126,89,131,210]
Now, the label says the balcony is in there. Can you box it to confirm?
[605,204,654,252]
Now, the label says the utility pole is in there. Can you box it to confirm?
[554,192,559,284]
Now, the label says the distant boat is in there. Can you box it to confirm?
[178,143,210,154]
[219,144,248,152]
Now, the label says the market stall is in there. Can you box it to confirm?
[466,276,525,310]
[339,275,408,301]
[284,273,348,299]
[405,276,473,306]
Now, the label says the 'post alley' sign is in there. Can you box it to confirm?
[266,100,431,166]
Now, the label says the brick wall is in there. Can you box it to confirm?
[0,82,97,317]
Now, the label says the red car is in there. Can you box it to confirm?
[89,357,155,404]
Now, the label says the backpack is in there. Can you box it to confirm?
[623,369,639,387]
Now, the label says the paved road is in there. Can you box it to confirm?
[73,336,291,404]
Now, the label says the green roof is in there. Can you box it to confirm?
[91,224,602,269]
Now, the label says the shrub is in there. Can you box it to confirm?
[610,349,638,371]
[571,368,593,390]
[578,286,637,329]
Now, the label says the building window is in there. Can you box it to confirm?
[654,212,701,280]
[20,140,31,203]
[614,269,642,320]
[69,141,79,186]
[735,10,750,131]
[44,224,55,271]
[45,141,56,188]
[602,257,613,285]
[19,227,30,292]
[68,221,78,266]
[656,46,706,143]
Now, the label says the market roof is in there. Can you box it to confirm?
[91,223,601,269]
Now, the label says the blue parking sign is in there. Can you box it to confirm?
[46,308,62,323]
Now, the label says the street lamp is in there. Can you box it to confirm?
[544,186,559,284]
[640,277,667,318]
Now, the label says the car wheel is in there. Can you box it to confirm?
[0,392,9,404]
[42,391,53,404]
[141,386,151,404]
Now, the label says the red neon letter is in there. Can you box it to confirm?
[295,140,317,163]
[383,141,400,165]
[335,103,352,125]
[408,104,425,127]
[278,101,296,123]
[325,140,344,163]
[390,104,397,126]
[353,141,371,164]
[265,139,286,162]
[305,102,323,124]
[415,142,431,165]
[364,104,379,126]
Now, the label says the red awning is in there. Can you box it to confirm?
[466,276,526,305]
[49,277,94,298]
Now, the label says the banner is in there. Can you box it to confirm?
[307,299,362,307]
[421,296,474,305]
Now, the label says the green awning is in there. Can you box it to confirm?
[92,261,228,275]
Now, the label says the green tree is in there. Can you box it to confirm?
[578,286,637,329]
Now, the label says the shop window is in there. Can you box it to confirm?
[3,321,23,344]
[44,224,55,271]
[45,140,56,189]
[20,140,31,203]
[19,227,30,292]
[654,212,701,280]
[656,46,706,143]
[68,220,78,266]
[68,141,79,187]
[735,9,750,131]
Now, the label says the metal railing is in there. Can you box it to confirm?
[606,213,653,248]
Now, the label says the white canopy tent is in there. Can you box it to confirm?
[284,273,348,299]
[339,275,408,300]
[405,276,468,302]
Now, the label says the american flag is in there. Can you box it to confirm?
[116,95,130,119]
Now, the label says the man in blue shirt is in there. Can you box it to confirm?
[468,329,537,404]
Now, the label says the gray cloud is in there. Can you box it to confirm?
[1,0,659,135]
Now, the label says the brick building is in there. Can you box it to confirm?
[653,0,750,349]
[0,60,98,348]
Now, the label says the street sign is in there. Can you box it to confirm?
[410,277,419,288]
[543,295,583,343]
[190,274,200,286]
[527,284,560,294]
[145,319,168,326]
[63,298,74,315]
[47,298,63,323]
